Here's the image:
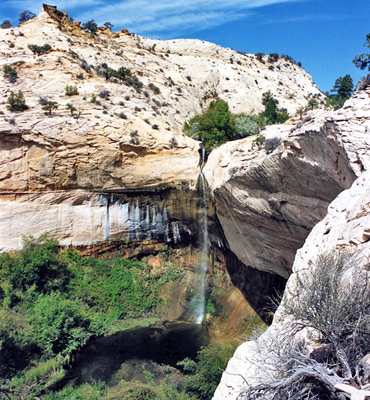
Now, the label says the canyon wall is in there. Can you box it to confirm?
[214,164,370,400]
[204,88,370,278]
[0,5,322,251]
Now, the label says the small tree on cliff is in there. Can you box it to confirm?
[353,33,370,90]
[7,90,28,111]
[353,33,370,71]
[42,100,58,116]
[326,74,354,109]
[82,20,98,34]
[0,20,12,29]
[18,10,36,24]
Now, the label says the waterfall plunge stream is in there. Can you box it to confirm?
[192,145,210,324]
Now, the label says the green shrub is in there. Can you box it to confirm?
[28,43,52,55]
[326,74,354,109]
[43,381,107,400]
[66,103,77,115]
[307,98,319,110]
[178,345,236,400]
[255,52,264,62]
[30,292,94,358]
[259,92,289,125]
[149,83,160,94]
[6,90,28,111]
[3,64,17,82]
[97,64,143,88]
[183,99,236,153]
[268,53,279,63]
[0,235,69,305]
[253,134,266,147]
[233,113,260,137]
[65,85,79,96]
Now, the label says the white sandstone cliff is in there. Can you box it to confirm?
[213,89,370,399]
[204,88,370,278]
[0,5,323,250]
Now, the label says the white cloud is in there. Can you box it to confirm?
[1,0,305,36]
[73,0,304,37]
[1,0,102,14]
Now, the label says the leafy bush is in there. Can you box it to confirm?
[268,53,279,63]
[307,98,319,110]
[98,90,110,99]
[30,292,94,358]
[0,235,69,304]
[65,85,79,96]
[178,345,236,400]
[43,381,107,400]
[255,52,264,63]
[183,99,236,153]
[3,64,17,82]
[326,74,354,109]
[6,90,28,111]
[28,43,52,55]
[66,103,77,115]
[148,83,160,94]
[233,114,260,137]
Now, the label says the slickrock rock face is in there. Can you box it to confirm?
[0,5,322,193]
[0,188,206,252]
[213,167,370,400]
[0,5,323,250]
[204,87,370,278]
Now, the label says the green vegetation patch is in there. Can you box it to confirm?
[0,235,185,397]
[184,95,289,153]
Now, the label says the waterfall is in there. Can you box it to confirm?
[193,145,209,324]
[97,194,110,240]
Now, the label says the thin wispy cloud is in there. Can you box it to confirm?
[71,0,305,37]
[259,13,356,25]
[1,0,306,37]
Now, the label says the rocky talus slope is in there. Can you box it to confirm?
[213,89,370,399]
[204,88,370,278]
[0,5,322,250]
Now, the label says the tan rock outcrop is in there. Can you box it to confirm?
[204,88,370,278]
[0,5,323,250]
[213,167,370,400]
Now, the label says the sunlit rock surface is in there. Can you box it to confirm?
[204,88,370,278]
[213,167,370,400]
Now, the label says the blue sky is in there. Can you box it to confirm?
[1,0,369,92]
